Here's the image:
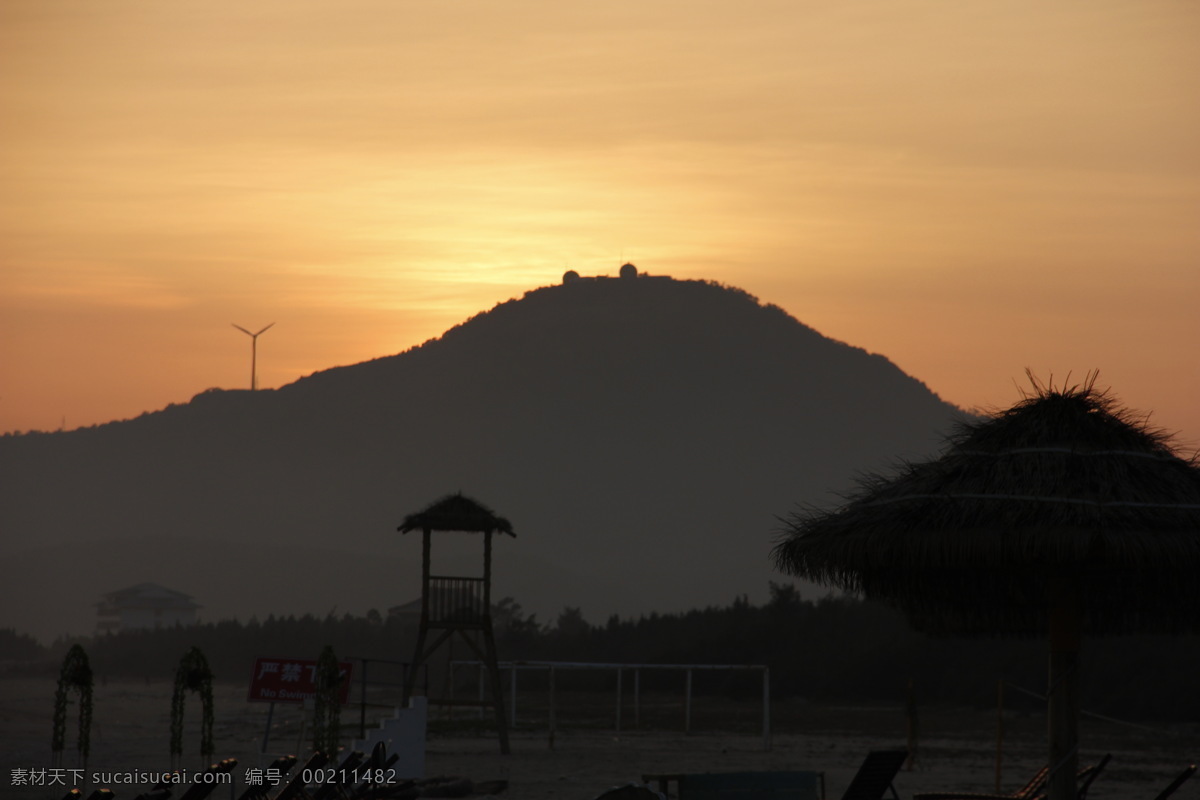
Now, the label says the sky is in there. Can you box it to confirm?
[2,0,1198,448]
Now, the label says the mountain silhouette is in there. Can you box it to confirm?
[1,271,968,641]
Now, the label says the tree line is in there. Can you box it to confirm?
[4,584,1198,720]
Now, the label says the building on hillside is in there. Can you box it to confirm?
[95,582,200,634]
[561,263,670,284]
[387,597,424,622]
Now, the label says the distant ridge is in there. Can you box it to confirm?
[0,272,967,641]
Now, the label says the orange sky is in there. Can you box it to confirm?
[2,1,1198,448]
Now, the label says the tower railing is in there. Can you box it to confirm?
[427,576,487,624]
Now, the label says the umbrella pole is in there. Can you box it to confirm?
[1046,579,1082,800]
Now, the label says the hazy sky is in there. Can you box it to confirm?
[3,1,1198,446]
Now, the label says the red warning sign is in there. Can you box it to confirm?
[247,657,353,704]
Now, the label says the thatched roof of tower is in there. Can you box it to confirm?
[399,493,515,536]
[772,376,1200,636]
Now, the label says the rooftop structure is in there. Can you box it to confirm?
[95,582,200,634]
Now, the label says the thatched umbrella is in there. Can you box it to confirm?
[773,377,1200,800]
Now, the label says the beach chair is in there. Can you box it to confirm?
[132,789,173,800]
[913,754,1110,800]
[354,757,419,800]
[310,751,364,800]
[237,755,298,800]
[841,750,908,800]
[642,751,902,800]
[640,770,821,799]
[915,763,1046,800]
[342,743,387,800]
[412,776,474,797]
[362,742,388,774]
[1073,753,1111,800]
[150,772,185,795]
[1151,765,1196,800]
[352,783,418,800]
[178,758,238,800]
[680,771,822,799]
[273,752,330,800]
[593,785,665,800]
[339,745,416,800]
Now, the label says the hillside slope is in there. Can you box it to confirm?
[0,273,967,641]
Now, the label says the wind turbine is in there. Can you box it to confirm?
[232,322,275,390]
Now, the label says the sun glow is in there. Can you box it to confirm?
[1,0,1198,435]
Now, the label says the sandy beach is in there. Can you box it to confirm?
[3,678,1196,800]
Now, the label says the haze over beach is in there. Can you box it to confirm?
[1,1,1198,442]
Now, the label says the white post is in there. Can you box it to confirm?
[615,667,623,734]
[510,666,517,729]
[477,664,485,720]
[260,701,276,769]
[684,669,693,734]
[634,669,641,729]
[548,666,557,750]
[762,666,772,751]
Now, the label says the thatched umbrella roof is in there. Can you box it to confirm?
[399,493,515,536]
[772,377,1200,800]
[773,378,1200,636]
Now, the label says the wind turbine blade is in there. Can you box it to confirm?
[255,322,276,336]
[232,324,253,336]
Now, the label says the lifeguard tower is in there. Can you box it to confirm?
[399,493,513,754]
